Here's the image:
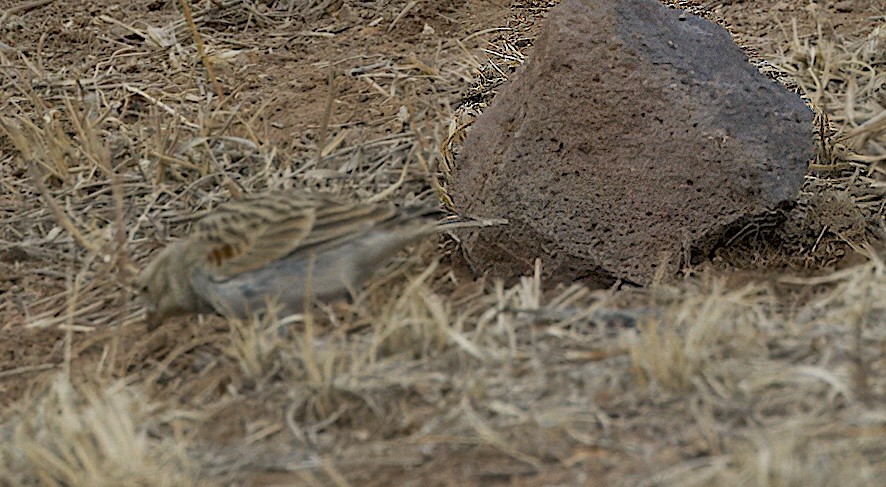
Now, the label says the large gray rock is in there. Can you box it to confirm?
[451,0,813,286]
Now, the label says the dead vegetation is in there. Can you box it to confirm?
[0,0,883,485]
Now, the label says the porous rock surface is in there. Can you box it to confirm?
[451,0,813,286]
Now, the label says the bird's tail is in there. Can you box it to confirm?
[397,201,507,235]
[433,214,508,231]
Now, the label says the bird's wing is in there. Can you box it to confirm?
[298,197,400,249]
[191,192,403,279]
[191,193,317,278]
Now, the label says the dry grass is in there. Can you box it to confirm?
[0,0,883,485]
[0,375,198,486]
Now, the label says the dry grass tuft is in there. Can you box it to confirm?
[663,421,884,487]
[224,311,286,383]
[628,279,770,393]
[781,22,886,159]
[0,375,197,486]
[781,19,885,244]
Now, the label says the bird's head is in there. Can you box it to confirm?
[137,240,200,330]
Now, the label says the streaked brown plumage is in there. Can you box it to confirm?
[137,191,439,330]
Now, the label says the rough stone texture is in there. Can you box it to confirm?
[451,0,813,286]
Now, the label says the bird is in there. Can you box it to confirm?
[137,190,451,331]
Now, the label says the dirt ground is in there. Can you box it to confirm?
[0,0,883,485]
